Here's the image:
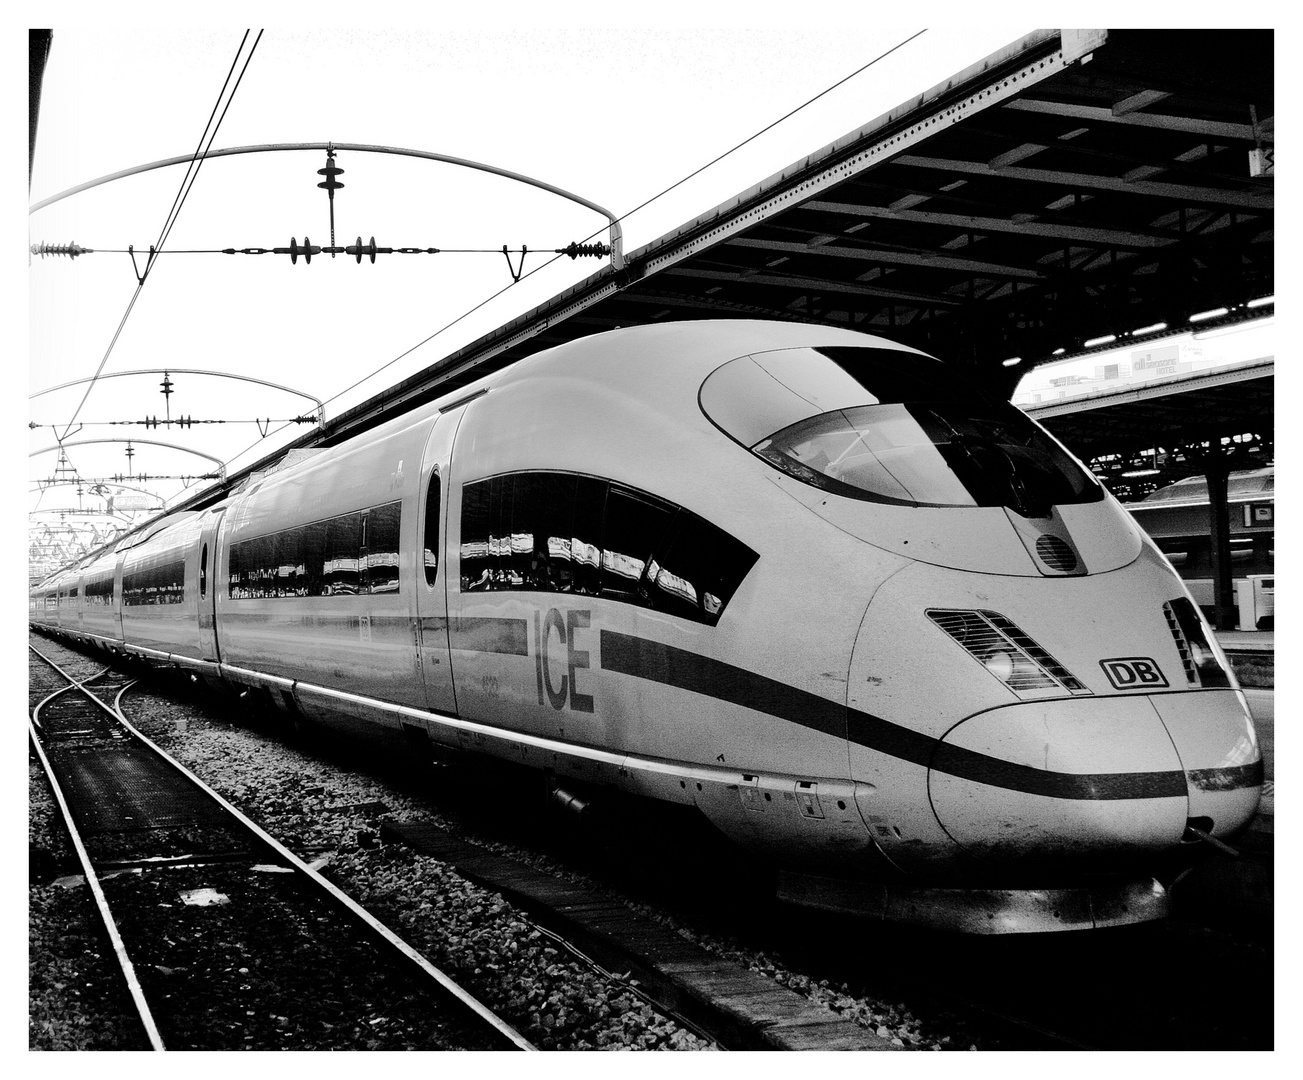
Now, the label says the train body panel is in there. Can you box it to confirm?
[442,328,886,783]
[927,696,1191,864]
[1148,690,1260,836]
[215,410,434,725]
[117,513,204,658]
[77,547,123,646]
[30,319,1263,932]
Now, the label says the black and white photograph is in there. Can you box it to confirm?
[26,14,1275,1055]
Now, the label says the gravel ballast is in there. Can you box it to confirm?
[30,637,975,1050]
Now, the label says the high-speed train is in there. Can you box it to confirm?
[31,320,1262,933]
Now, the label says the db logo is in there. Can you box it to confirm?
[1100,657,1169,690]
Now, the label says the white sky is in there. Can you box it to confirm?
[24,15,1035,537]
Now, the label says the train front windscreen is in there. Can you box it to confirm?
[701,345,1103,518]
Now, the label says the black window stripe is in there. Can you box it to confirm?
[600,630,845,741]
[598,629,1224,802]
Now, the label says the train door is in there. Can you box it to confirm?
[415,406,467,716]
[196,508,225,662]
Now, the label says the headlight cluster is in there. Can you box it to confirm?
[926,609,1089,695]
[1164,597,1235,688]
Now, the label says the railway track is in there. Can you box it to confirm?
[30,633,1273,1051]
[28,641,532,1051]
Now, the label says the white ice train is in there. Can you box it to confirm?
[30,320,1262,932]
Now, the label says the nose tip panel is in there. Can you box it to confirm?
[1149,690,1262,836]
[928,698,1188,862]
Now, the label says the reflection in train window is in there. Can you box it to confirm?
[650,512,758,622]
[458,472,755,625]
[572,476,606,595]
[86,574,114,606]
[123,559,187,605]
[228,501,401,599]
[366,501,401,593]
[602,487,674,603]
[324,514,363,595]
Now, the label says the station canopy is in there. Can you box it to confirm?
[217,29,1278,494]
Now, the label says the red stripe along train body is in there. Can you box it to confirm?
[31,321,1262,932]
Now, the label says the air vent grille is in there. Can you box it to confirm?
[1035,534,1079,572]
[1163,602,1200,686]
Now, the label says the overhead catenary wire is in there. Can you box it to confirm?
[215,28,930,475]
[54,31,263,445]
[35,29,933,530]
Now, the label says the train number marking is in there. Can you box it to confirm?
[1099,657,1169,690]
[533,608,594,713]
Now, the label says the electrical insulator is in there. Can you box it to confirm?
[557,242,612,260]
[346,236,396,264]
[31,241,93,259]
[351,236,377,264]
[289,237,320,264]
[317,155,344,193]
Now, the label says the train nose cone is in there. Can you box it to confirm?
[1147,690,1262,837]
[927,697,1191,863]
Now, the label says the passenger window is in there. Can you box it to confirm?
[454,472,756,624]
[460,481,493,591]
[366,502,402,594]
[571,476,607,596]
[302,519,328,595]
[274,526,307,597]
[601,486,675,604]
[506,472,578,593]
[323,514,363,595]
[649,513,758,625]
[423,473,441,587]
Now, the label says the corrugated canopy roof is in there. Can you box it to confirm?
[321,28,1272,440]
[1026,358,1273,459]
[172,28,1273,510]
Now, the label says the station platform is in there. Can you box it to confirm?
[1215,630,1274,653]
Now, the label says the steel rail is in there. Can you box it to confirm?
[29,662,115,723]
[28,646,166,1050]
[28,639,535,1051]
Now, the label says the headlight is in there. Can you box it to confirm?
[1163,598,1234,688]
[927,609,1089,695]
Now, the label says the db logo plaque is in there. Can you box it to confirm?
[1100,657,1169,690]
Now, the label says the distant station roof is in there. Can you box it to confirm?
[315,27,1273,449]
[1026,357,1274,459]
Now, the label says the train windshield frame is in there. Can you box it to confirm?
[702,345,1103,517]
